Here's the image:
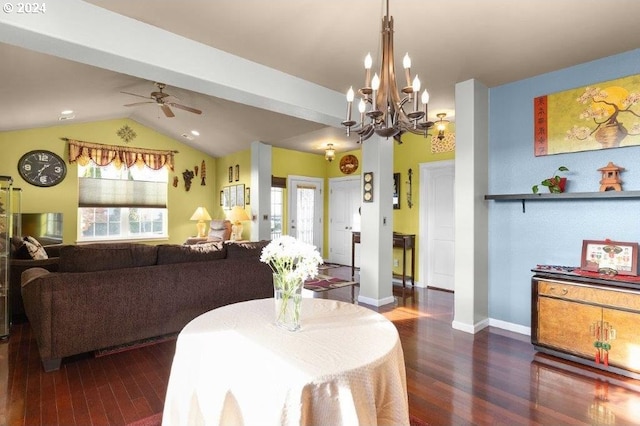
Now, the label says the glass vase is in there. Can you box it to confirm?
[273,273,303,331]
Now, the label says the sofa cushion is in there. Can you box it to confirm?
[23,236,49,260]
[58,243,158,272]
[157,242,227,265]
[225,240,270,259]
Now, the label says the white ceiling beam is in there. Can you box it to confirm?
[0,0,345,127]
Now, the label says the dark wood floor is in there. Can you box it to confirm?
[2,266,640,425]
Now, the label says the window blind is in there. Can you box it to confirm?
[79,178,167,208]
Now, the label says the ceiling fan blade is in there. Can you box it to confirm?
[120,91,151,100]
[168,102,202,115]
[161,104,175,118]
[124,101,154,107]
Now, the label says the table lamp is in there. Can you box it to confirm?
[190,207,212,238]
[228,206,250,241]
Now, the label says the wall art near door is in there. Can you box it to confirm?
[363,172,373,202]
[534,73,640,156]
[393,173,400,209]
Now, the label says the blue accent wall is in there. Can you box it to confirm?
[488,49,640,327]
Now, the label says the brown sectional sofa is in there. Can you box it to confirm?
[21,241,273,372]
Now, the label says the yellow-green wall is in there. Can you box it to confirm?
[0,118,217,245]
[391,130,455,280]
[273,146,328,248]
[214,149,252,239]
[212,135,456,279]
[2,117,455,280]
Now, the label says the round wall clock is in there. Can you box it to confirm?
[18,150,67,187]
[339,154,359,174]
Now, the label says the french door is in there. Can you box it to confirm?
[288,176,323,253]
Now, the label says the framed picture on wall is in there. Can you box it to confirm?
[246,187,250,205]
[223,187,231,210]
[228,166,233,183]
[236,184,245,207]
[230,185,237,208]
[234,164,240,182]
[393,173,400,209]
[220,190,224,206]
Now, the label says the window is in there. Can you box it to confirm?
[45,213,63,240]
[270,187,283,239]
[78,162,168,241]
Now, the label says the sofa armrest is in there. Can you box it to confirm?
[22,267,52,287]
[21,268,55,365]
[10,258,60,322]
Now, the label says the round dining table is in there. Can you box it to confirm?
[162,298,409,426]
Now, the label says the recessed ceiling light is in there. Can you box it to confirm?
[60,110,74,115]
[191,130,200,136]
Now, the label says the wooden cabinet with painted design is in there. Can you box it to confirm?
[532,273,640,379]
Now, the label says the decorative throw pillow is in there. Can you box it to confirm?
[207,228,227,241]
[209,219,227,230]
[23,236,48,260]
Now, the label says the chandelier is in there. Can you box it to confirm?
[341,0,433,143]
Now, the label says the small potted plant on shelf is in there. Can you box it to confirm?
[532,166,569,194]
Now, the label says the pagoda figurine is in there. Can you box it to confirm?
[598,162,624,192]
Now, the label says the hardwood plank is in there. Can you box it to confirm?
[2,266,640,425]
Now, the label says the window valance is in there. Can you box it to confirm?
[64,138,177,171]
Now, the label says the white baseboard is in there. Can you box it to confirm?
[452,317,531,336]
[451,318,489,334]
[358,294,396,307]
[489,318,531,336]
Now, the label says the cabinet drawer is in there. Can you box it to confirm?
[537,280,640,312]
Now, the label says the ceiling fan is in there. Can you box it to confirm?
[121,82,202,118]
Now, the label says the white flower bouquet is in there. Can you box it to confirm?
[260,236,323,330]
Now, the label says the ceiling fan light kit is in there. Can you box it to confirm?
[341,0,433,143]
[121,82,202,118]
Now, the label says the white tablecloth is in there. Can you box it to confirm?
[162,298,409,426]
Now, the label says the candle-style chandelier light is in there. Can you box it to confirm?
[341,0,433,143]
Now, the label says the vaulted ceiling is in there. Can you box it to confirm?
[1,0,639,157]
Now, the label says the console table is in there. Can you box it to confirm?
[351,232,415,287]
[532,267,640,379]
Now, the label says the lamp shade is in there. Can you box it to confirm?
[190,207,212,221]
[228,206,250,223]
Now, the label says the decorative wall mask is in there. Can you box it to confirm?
[182,169,195,191]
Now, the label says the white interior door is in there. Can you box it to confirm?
[420,161,455,291]
[329,177,360,265]
[288,176,323,253]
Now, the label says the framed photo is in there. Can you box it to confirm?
[230,185,237,208]
[246,187,251,205]
[228,166,233,183]
[236,184,245,207]
[223,187,231,210]
[220,190,224,206]
[581,239,638,276]
[234,164,240,182]
[393,173,400,209]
